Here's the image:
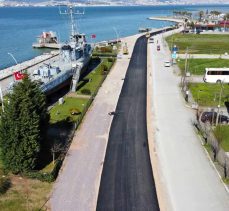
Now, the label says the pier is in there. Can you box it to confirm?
[148,16,184,24]
[0,51,59,95]
[32,43,62,49]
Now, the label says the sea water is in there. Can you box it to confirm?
[1,5,229,69]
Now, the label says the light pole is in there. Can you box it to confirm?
[8,52,18,65]
[196,90,203,120]
[216,82,224,126]
[113,27,120,43]
[197,89,203,105]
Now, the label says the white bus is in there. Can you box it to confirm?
[203,68,229,83]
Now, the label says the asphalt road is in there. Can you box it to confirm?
[96,36,159,211]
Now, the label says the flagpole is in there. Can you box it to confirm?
[0,84,4,112]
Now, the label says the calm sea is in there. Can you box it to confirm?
[0,5,229,69]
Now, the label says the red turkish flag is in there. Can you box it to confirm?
[91,34,96,39]
[13,71,26,80]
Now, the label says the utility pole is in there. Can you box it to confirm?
[182,47,189,91]
[216,82,224,126]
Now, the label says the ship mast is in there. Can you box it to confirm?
[59,2,84,42]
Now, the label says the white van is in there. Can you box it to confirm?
[203,68,229,83]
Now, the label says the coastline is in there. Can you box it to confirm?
[2,3,229,8]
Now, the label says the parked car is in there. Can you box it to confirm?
[149,37,154,43]
[164,61,171,67]
[200,111,229,124]
[157,45,160,51]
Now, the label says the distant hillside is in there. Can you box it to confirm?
[2,0,229,5]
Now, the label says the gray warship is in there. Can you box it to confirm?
[31,5,92,95]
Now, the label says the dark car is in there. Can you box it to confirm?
[200,111,229,124]
[157,45,160,51]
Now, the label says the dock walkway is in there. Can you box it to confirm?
[148,17,184,24]
[0,51,59,81]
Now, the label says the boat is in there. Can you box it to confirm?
[138,27,152,33]
[31,4,92,95]
[32,31,61,49]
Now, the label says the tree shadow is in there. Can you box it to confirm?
[36,119,75,171]
[224,101,229,114]
[76,79,90,92]
[79,57,101,80]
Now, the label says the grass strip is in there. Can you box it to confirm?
[189,83,229,107]
[166,33,229,54]
[177,59,229,75]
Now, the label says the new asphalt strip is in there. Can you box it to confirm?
[96,35,160,211]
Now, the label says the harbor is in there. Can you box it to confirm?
[1,4,229,211]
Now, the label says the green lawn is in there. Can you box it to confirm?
[76,58,114,95]
[0,175,52,211]
[177,59,229,75]
[189,83,229,107]
[204,143,212,154]
[214,125,229,152]
[166,33,229,54]
[50,97,89,123]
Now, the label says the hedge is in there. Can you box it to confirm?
[23,159,63,183]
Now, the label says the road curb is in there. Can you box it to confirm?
[146,37,171,211]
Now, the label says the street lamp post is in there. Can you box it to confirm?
[216,82,224,126]
[197,89,203,105]
[196,90,203,121]
[113,27,120,43]
[8,52,18,65]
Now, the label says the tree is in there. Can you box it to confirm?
[51,142,63,165]
[198,11,204,21]
[210,10,221,16]
[224,13,229,20]
[0,77,49,173]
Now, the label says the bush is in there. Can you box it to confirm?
[23,159,63,183]
[108,58,114,62]
[81,89,91,95]
[100,46,112,53]
[0,177,11,194]
[24,171,54,183]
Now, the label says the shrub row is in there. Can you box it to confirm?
[92,52,117,57]
[23,159,63,183]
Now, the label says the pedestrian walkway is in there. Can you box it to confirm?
[149,32,229,211]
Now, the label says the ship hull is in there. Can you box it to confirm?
[42,57,90,96]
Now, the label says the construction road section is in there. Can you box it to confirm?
[149,31,229,210]
[96,36,159,211]
[50,33,142,211]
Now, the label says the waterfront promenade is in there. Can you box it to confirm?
[148,30,229,210]
[50,27,171,211]
[50,33,141,211]
[0,52,59,95]
[0,52,58,81]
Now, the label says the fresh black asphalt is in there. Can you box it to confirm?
[96,35,160,211]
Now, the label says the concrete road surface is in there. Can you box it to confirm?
[149,32,229,211]
[96,36,159,211]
